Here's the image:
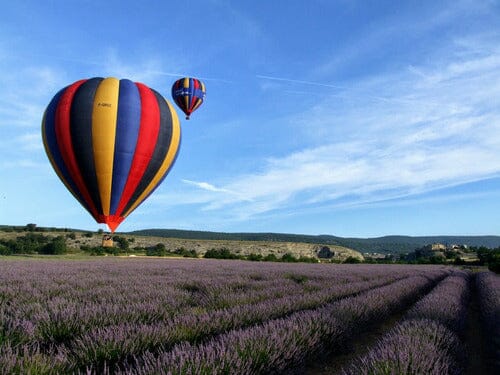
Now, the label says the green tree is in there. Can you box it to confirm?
[0,243,12,255]
[204,248,238,259]
[281,253,297,262]
[298,256,317,263]
[147,243,167,256]
[40,236,67,255]
[25,223,37,232]
[113,236,129,252]
[247,253,263,261]
[263,253,278,262]
[343,256,361,264]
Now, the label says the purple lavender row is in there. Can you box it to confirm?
[68,271,408,370]
[341,271,470,375]
[341,319,463,375]
[0,260,418,348]
[0,259,316,339]
[476,272,500,372]
[0,260,449,373]
[0,343,67,375]
[405,270,470,332]
[108,271,447,375]
[0,260,390,319]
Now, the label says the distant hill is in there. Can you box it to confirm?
[2,225,498,255]
[128,229,500,254]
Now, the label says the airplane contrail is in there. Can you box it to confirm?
[256,74,412,104]
[256,75,346,89]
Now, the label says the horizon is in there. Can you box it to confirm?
[2,223,500,241]
[1,1,500,237]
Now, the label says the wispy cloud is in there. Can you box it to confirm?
[0,159,46,169]
[182,179,237,194]
[168,35,500,221]
[181,179,254,205]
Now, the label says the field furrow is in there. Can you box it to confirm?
[1,259,478,375]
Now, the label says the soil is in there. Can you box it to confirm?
[464,276,492,375]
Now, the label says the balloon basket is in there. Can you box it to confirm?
[102,234,114,248]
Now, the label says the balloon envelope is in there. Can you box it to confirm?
[171,77,206,119]
[42,77,181,232]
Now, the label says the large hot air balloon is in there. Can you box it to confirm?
[171,77,206,119]
[41,77,181,232]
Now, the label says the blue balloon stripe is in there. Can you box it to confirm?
[42,88,92,214]
[171,77,205,117]
[109,80,142,214]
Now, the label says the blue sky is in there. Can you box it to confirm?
[1,0,500,237]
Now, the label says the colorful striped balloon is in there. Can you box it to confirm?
[171,77,206,119]
[41,77,181,232]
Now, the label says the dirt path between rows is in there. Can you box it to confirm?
[464,276,492,375]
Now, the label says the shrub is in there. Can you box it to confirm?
[343,256,361,264]
[182,249,198,258]
[247,253,263,261]
[0,243,12,256]
[298,256,317,263]
[40,237,67,255]
[113,236,129,251]
[204,248,238,259]
[280,253,297,262]
[1,233,50,254]
[263,253,278,262]
[146,244,168,257]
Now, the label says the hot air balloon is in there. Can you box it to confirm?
[171,77,206,119]
[41,77,181,232]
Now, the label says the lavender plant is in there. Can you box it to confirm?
[405,270,470,332]
[341,271,471,375]
[0,258,451,374]
[341,319,462,375]
[114,273,446,374]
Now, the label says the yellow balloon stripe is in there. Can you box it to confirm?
[122,100,181,218]
[192,98,203,112]
[92,77,119,216]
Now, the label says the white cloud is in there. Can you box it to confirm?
[182,179,236,194]
[0,159,45,169]
[166,35,500,221]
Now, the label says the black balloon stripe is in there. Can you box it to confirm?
[70,78,104,216]
[122,89,174,214]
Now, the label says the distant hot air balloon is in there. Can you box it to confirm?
[171,77,206,119]
[41,77,181,232]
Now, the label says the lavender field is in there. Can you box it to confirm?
[0,258,498,374]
